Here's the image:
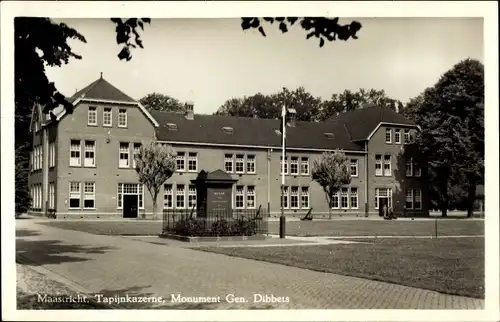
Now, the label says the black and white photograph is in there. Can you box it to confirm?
[1,1,498,321]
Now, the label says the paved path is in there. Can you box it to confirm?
[16,219,484,309]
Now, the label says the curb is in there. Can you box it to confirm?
[158,233,268,243]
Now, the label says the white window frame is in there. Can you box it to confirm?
[49,143,56,168]
[414,189,422,210]
[375,188,393,210]
[88,106,97,126]
[84,182,96,209]
[331,191,340,209]
[132,143,141,169]
[406,189,414,209]
[395,129,401,144]
[69,182,81,209]
[290,186,299,209]
[404,129,411,144]
[414,161,422,177]
[300,157,309,175]
[350,187,358,209]
[176,152,186,172]
[119,142,130,168]
[70,140,81,167]
[280,156,288,175]
[246,186,256,209]
[385,128,392,144]
[224,154,234,173]
[406,158,413,177]
[383,155,391,176]
[281,186,289,209]
[246,155,256,174]
[187,152,198,172]
[375,155,383,176]
[118,109,127,128]
[103,108,112,127]
[163,184,173,209]
[49,183,55,209]
[176,185,186,209]
[350,159,358,177]
[117,183,144,209]
[235,154,245,174]
[301,187,309,209]
[188,185,197,209]
[290,157,299,175]
[235,185,244,209]
[84,140,96,167]
[340,188,349,209]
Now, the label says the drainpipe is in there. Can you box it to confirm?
[364,141,369,217]
[267,148,272,214]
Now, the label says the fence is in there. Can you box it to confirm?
[162,206,268,237]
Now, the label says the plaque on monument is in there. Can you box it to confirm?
[191,169,237,218]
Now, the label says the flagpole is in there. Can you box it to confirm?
[280,104,286,239]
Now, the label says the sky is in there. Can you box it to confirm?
[46,17,484,114]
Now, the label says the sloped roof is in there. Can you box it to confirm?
[327,104,418,141]
[68,76,136,103]
[150,110,365,151]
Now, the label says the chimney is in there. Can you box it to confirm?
[395,104,399,113]
[287,108,297,127]
[184,101,194,120]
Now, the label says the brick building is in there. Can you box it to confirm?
[28,76,428,219]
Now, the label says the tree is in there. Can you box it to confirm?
[139,93,185,112]
[403,59,484,217]
[319,88,403,120]
[134,142,177,220]
[15,149,31,216]
[311,150,352,219]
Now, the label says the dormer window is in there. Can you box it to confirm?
[324,132,334,139]
[118,109,127,128]
[222,126,234,134]
[274,129,282,136]
[166,123,178,131]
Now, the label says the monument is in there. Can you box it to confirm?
[191,169,237,218]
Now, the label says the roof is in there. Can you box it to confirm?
[327,104,418,141]
[150,110,365,151]
[67,76,136,103]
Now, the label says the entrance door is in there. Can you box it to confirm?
[123,195,138,218]
[378,197,389,217]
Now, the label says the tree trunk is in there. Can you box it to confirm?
[440,171,449,217]
[152,197,157,221]
[466,173,477,218]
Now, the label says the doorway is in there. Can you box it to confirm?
[378,197,389,217]
[123,195,138,218]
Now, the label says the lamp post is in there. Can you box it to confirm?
[279,103,287,239]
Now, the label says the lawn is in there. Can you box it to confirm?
[199,237,485,299]
[39,218,484,237]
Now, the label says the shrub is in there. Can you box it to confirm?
[231,218,258,236]
[173,218,206,236]
[210,219,232,236]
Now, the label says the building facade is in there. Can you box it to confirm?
[28,76,428,219]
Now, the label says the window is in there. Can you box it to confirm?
[49,143,55,167]
[224,154,233,173]
[375,155,382,176]
[118,109,127,127]
[39,146,43,169]
[119,142,129,168]
[88,107,97,126]
[281,186,289,209]
[414,162,422,177]
[33,148,37,170]
[138,184,144,209]
[414,189,422,209]
[84,140,96,167]
[404,129,411,144]
[48,183,55,209]
[385,128,392,143]
[406,158,413,176]
[69,182,81,208]
[341,188,349,209]
[375,188,393,209]
[176,152,185,171]
[235,186,244,209]
[350,159,358,177]
[331,192,339,209]
[188,185,197,209]
[246,186,255,209]
[117,183,144,209]
[405,189,413,209]
[301,187,309,209]
[300,157,309,175]
[280,156,288,175]
[290,157,299,175]
[350,188,358,209]
[188,153,198,172]
[163,184,173,209]
[290,186,299,209]
[246,155,256,174]
[395,129,401,144]
[70,140,81,166]
[176,185,185,209]
[235,154,245,173]
[103,108,112,127]
[383,155,391,176]
[84,182,95,209]
[132,143,141,169]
